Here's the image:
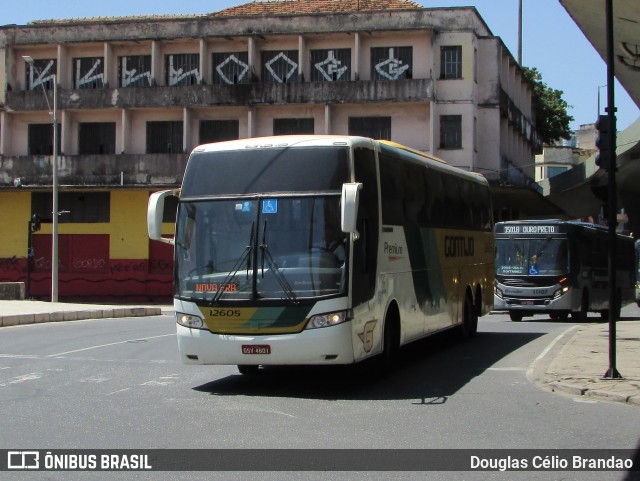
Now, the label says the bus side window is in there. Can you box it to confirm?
[352,146,379,306]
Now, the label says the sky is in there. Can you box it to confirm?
[3,0,639,132]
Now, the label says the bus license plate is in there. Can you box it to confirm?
[242,345,271,355]
[522,300,534,305]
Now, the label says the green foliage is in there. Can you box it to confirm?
[522,67,574,144]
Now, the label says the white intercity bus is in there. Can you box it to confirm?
[494,220,636,321]
[148,135,494,373]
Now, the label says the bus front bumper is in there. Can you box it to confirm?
[493,291,575,313]
[176,322,355,366]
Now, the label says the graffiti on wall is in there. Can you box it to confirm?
[214,53,250,85]
[120,55,152,87]
[168,54,201,86]
[27,59,56,90]
[313,50,349,82]
[263,51,298,83]
[74,58,105,89]
[373,47,412,80]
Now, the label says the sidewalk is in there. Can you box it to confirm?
[0,299,172,327]
[528,305,640,407]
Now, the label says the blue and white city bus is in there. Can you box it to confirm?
[148,135,494,373]
[494,220,636,322]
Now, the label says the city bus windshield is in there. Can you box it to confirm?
[495,237,568,276]
[174,196,347,302]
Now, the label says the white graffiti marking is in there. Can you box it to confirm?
[76,59,104,87]
[314,51,348,81]
[265,52,298,83]
[374,48,410,80]
[216,54,249,85]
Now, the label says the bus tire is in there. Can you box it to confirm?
[237,365,260,375]
[571,290,589,322]
[509,311,523,322]
[459,293,477,338]
[380,305,400,373]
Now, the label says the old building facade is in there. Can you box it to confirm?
[0,0,540,300]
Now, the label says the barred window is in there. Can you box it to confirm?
[440,46,462,79]
[119,55,152,87]
[166,54,201,86]
[262,50,299,83]
[25,59,56,91]
[78,123,116,155]
[440,115,462,149]
[213,52,250,85]
[370,47,412,80]
[73,57,105,89]
[28,123,60,155]
[146,121,183,154]
[310,49,351,81]
[348,117,391,140]
[273,118,314,135]
[200,120,240,144]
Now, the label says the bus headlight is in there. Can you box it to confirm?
[553,286,570,299]
[305,310,351,330]
[177,312,205,329]
[494,285,504,299]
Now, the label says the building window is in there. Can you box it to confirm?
[213,52,250,85]
[119,55,152,87]
[370,47,412,80]
[166,54,201,86]
[28,123,60,155]
[440,46,462,79]
[200,120,239,144]
[78,122,116,154]
[348,117,391,140]
[273,118,314,135]
[32,192,110,223]
[310,49,351,81]
[25,59,56,91]
[73,57,105,89]
[262,50,299,83]
[440,115,462,149]
[146,121,183,154]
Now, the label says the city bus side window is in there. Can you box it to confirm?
[352,147,379,306]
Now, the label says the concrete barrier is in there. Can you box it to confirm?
[0,282,25,300]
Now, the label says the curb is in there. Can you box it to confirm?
[0,307,162,327]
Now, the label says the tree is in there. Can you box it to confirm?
[522,67,573,144]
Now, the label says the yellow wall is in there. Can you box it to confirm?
[110,190,151,259]
[0,190,160,260]
[0,191,31,257]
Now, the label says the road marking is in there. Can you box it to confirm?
[0,372,42,387]
[105,388,131,396]
[527,325,579,379]
[46,333,175,357]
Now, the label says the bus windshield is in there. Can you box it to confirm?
[175,196,347,302]
[495,237,568,276]
[181,146,349,197]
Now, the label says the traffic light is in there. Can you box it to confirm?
[595,114,613,170]
[31,213,41,232]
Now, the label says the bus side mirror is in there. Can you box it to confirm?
[341,182,362,240]
[148,189,178,245]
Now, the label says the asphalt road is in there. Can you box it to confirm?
[1,311,639,481]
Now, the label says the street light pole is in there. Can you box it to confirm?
[23,55,59,302]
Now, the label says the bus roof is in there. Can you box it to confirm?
[190,135,489,186]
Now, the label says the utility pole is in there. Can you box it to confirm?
[518,0,523,65]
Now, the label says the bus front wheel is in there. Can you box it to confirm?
[509,311,523,322]
[237,365,260,375]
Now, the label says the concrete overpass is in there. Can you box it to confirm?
[543,0,640,235]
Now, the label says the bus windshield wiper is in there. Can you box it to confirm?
[260,220,297,302]
[209,221,254,305]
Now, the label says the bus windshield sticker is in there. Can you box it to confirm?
[241,201,252,212]
[262,199,277,214]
